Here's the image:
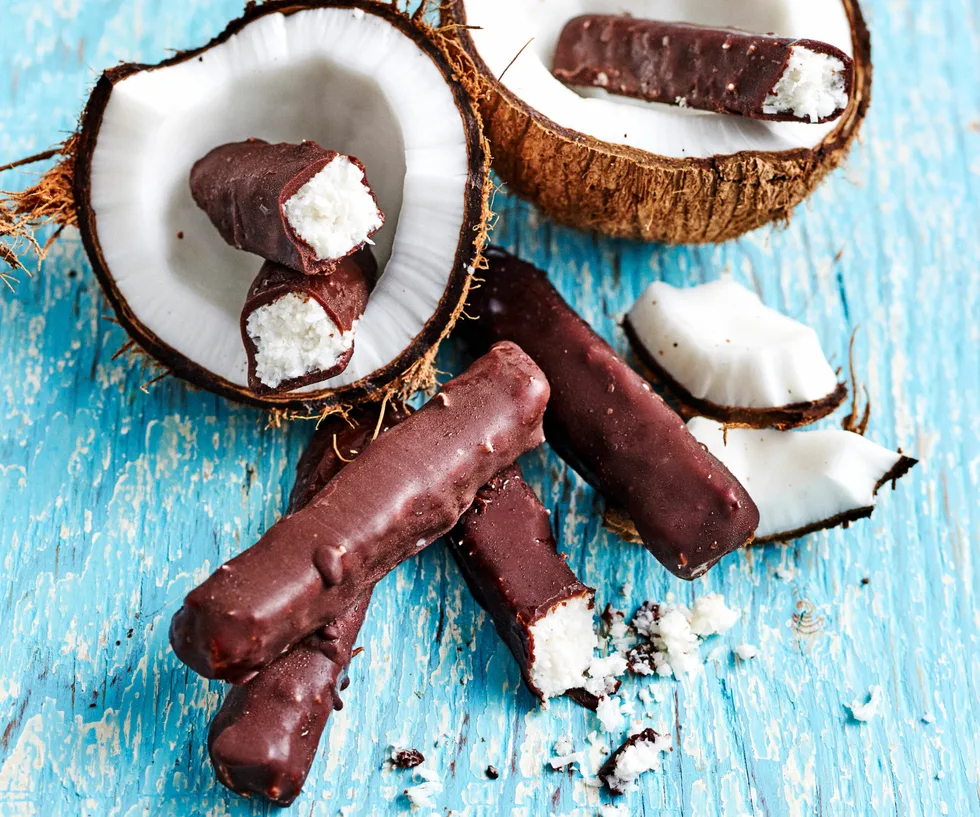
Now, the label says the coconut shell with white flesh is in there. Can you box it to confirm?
[625,279,847,429]
[607,418,916,545]
[444,0,871,243]
[52,1,491,413]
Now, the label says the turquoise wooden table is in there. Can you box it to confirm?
[1,1,977,815]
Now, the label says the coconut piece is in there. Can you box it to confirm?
[208,406,405,806]
[447,464,601,705]
[625,279,846,429]
[553,17,852,124]
[19,1,494,412]
[190,140,383,275]
[243,249,375,394]
[390,748,425,769]
[170,341,550,682]
[444,0,870,243]
[467,248,759,580]
[599,728,672,795]
[686,418,917,543]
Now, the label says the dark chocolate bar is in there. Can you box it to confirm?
[190,139,383,275]
[552,16,853,123]
[447,464,597,704]
[241,249,375,394]
[208,408,406,805]
[467,248,759,580]
[170,341,550,682]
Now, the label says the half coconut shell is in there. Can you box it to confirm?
[444,0,871,243]
[65,0,491,413]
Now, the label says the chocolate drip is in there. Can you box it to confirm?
[552,16,853,123]
[447,464,596,703]
[171,341,550,682]
[467,248,759,580]
[190,139,383,275]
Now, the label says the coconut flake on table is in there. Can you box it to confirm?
[734,643,759,660]
[847,686,883,722]
[583,652,629,698]
[246,294,356,389]
[282,154,383,262]
[549,736,588,771]
[595,695,636,734]
[599,728,673,795]
[403,766,442,808]
[688,418,917,543]
[625,279,844,427]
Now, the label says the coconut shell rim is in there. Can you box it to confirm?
[73,0,492,415]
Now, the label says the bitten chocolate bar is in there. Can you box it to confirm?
[190,139,384,275]
[552,16,853,123]
[208,408,406,806]
[241,250,375,394]
[447,464,599,704]
[468,248,759,580]
[170,341,550,682]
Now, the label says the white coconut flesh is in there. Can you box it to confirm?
[282,154,384,261]
[627,279,840,410]
[88,8,471,393]
[458,0,854,158]
[762,47,849,122]
[527,594,599,700]
[246,293,355,389]
[688,417,913,542]
[606,733,672,793]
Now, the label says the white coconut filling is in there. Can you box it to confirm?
[762,46,848,122]
[283,155,383,261]
[245,293,354,388]
[627,279,839,409]
[89,8,470,392]
[605,733,673,793]
[460,0,854,158]
[528,595,599,700]
[688,418,909,541]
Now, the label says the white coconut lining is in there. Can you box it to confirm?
[627,279,840,410]
[88,8,470,392]
[459,0,854,159]
[688,417,912,542]
[762,46,849,122]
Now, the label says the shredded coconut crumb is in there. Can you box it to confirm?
[688,594,741,636]
[601,730,672,794]
[595,695,630,733]
[583,652,628,697]
[848,686,883,722]
[403,766,442,808]
[734,643,758,660]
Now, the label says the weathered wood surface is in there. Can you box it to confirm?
[0,1,977,815]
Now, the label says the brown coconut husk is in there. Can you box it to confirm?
[0,2,492,419]
[442,0,872,244]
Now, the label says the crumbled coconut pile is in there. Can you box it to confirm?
[403,766,442,808]
[848,686,883,722]
[602,606,634,652]
[763,46,849,122]
[246,293,354,388]
[529,595,599,700]
[595,694,635,734]
[734,643,758,660]
[583,652,628,698]
[628,595,741,677]
[283,155,383,260]
[602,731,673,794]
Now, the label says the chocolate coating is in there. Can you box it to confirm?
[242,248,376,395]
[190,139,383,275]
[447,463,595,702]
[170,341,550,682]
[552,16,853,123]
[467,248,759,580]
[208,408,409,806]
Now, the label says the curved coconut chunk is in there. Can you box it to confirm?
[687,417,916,543]
[626,279,844,427]
[89,7,471,394]
[459,0,854,159]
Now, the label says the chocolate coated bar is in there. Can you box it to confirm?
[553,16,853,123]
[467,248,758,579]
[170,341,550,682]
[190,139,382,275]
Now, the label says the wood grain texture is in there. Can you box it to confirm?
[0,1,977,815]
